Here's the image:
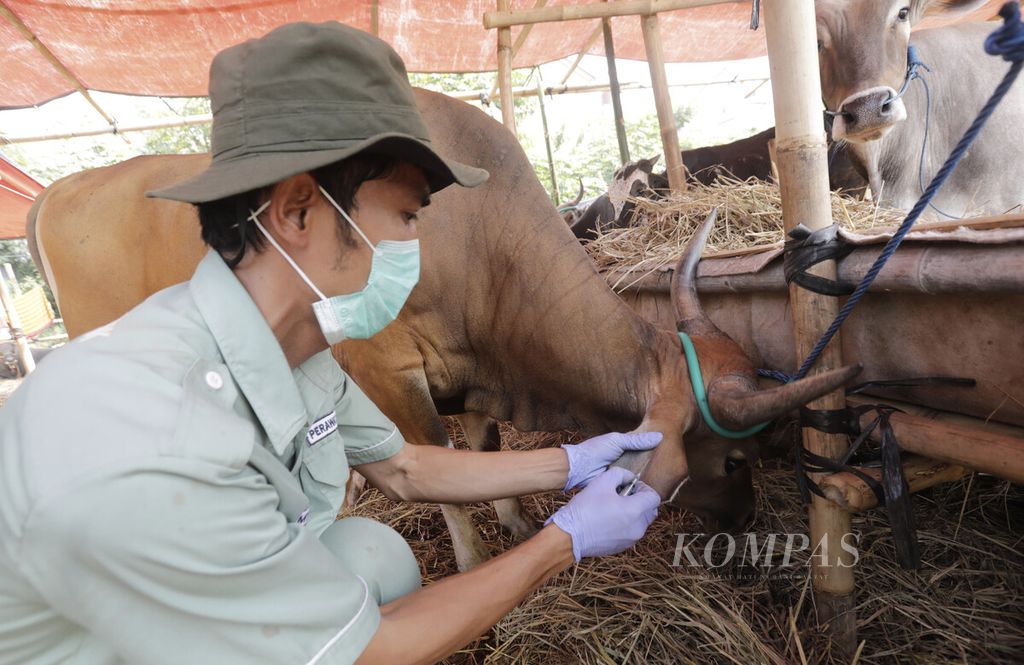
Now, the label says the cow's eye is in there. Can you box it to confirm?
[897,7,910,21]
[724,455,748,474]
[817,39,824,51]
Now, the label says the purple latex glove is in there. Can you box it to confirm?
[562,431,663,491]
[547,466,661,561]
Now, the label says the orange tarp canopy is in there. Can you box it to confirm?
[0,156,42,239]
[0,0,1006,109]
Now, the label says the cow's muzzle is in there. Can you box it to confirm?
[831,86,906,142]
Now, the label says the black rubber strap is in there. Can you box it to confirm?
[750,0,761,30]
[783,224,856,296]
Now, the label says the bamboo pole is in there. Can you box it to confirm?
[496,0,517,134]
[819,455,968,512]
[3,264,20,296]
[762,0,855,650]
[1,114,212,144]
[370,0,379,36]
[535,71,560,204]
[640,13,685,191]
[0,1,126,142]
[484,0,730,29]
[846,395,1024,483]
[560,23,605,85]
[602,17,631,164]
[0,268,35,375]
[488,0,548,102]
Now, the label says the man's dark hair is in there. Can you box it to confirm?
[197,153,400,267]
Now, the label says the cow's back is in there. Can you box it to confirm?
[30,154,209,337]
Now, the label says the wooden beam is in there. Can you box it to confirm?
[640,13,685,191]
[602,17,630,164]
[819,455,968,512]
[485,0,731,29]
[488,0,548,101]
[560,23,605,85]
[496,0,517,134]
[762,0,855,651]
[1,114,212,144]
[847,395,1024,483]
[0,1,124,138]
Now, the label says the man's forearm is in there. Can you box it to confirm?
[355,525,575,665]
[361,444,568,504]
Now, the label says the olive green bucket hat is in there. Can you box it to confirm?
[148,21,488,203]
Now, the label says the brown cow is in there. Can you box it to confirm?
[818,0,1024,215]
[29,88,857,570]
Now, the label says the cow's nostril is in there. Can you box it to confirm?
[724,455,748,474]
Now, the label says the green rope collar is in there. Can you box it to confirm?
[677,332,769,439]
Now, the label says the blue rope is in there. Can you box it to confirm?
[783,3,1024,383]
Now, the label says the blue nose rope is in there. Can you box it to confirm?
[769,3,1024,385]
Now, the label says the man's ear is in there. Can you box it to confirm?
[267,173,320,246]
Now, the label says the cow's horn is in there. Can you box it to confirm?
[708,364,863,430]
[672,208,724,337]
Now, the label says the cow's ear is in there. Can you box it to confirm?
[914,0,989,22]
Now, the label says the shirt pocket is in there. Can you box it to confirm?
[302,433,350,488]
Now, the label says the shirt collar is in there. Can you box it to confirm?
[190,250,307,455]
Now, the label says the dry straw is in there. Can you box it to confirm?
[345,421,1023,665]
[584,177,907,279]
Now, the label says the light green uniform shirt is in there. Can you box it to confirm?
[0,250,404,664]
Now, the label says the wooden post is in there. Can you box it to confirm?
[602,17,631,164]
[496,0,518,135]
[762,0,855,651]
[488,0,548,102]
[3,264,20,296]
[0,268,35,375]
[535,71,560,204]
[640,13,685,191]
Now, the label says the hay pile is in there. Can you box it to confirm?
[584,177,908,275]
[344,421,1024,664]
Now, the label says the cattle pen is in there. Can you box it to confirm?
[2,0,1022,663]
[482,0,1023,660]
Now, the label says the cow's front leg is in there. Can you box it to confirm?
[457,412,539,542]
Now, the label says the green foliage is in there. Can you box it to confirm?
[524,104,693,204]
[0,239,41,292]
[141,97,211,155]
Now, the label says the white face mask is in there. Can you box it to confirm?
[248,186,420,344]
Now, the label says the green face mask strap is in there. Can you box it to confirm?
[677,332,769,439]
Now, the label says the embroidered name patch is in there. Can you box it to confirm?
[306,411,338,447]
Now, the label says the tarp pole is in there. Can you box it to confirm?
[559,23,605,85]
[0,266,34,375]
[0,2,126,143]
[485,0,732,28]
[3,263,20,296]
[488,0,548,102]
[763,0,856,652]
[496,0,518,134]
[640,13,685,191]
[602,17,630,165]
[535,71,559,204]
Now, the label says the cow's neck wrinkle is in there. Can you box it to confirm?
[458,202,668,433]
